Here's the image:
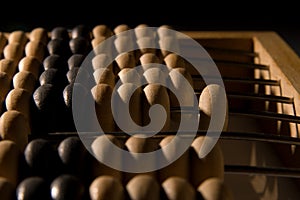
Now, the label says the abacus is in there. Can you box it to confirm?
[0,24,300,200]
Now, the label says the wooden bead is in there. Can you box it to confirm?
[113,24,131,35]
[43,54,66,71]
[47,38,71,56]
[0,32,8,54]
[0,140,20,186]
[115,52,136,70]
[58,136,87,175]
[134,24,154,39]
[136,36,156,55]
[124,136,158,183]
[16,176,51,200]
[51,27,70,40]
[67,67,80,83]
[91,134,123,180]
[157,25,176,39]
[25,40,46,62]
[91,83,115,132]
[0,177,15,200]
[29,27,49,45]
[92,53,113,71]
[68,54,85,70]
[199,84,228,131]
[126,174,160,200]
[18,56,41,79]
[3,42,23,64]
[91,36,112,56]
[63,82,88,108]
[69,36,90,55]
[89,175,124,200]
[0,72,11,98]
[117,68,142,85]
[5,88,31,119]
[114,83,142,131]
[162,176,196,200]
[159,36,179,58]
[92,24,113,38]
[139,53,161,71]
[0,58,17,79]
[197,177,233,200]
[164,53,186,69]
[13,71,37,94]
[143,84,170,132]
[143,67,168,85]
[24,138,62,179]
[39,68,67,87]
[50,174,85,200]
[93,67,115,88]
[8,30,28,47]
[158,135,190,182]
[114,36,134,55]
[71,24,91,39]
[0,110,30,151]
[190,136,224,187]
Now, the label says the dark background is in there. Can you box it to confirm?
[0,2,299,55]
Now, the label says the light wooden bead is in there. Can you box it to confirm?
[0,140,20,187]
[29,27,49,45]
[117,68,142,85]
[91,134,123,180]
[0,110,30,151]
[5,88,31,120]
[92,53,113,71]
[168,67,195,128]
[18,56,41,79]
[91,84,115,132]
[136,36,156,55]
[113,24,131,35]
[157,25,176,39]
[158,135,190,182]
[0,32,7,54]
[115,83,142,131]
[25,40,46,62]
[0,177,15,200]
[89,175,125,200]
[8,30,28,47]
[134,24,154,39]
[143,67,168,85]
[0,59,16,79]
[139,53,161,71]
[91,36,112,56]
[159,36,179,58]
[115,52,136,70]
[13,71,37,94]
[3,42,23,64]
[162,176,196,200]
[93,67,115,88]
[164,53,186,69]
[0,72,11,98]
[126,174,160,200]
[199,84,228,131]
[114,36,135,55]
[197,177,234,200]
[92,24,113,38]
[124,136,158,183]
[190,136,224,187]
[143,84,170,132]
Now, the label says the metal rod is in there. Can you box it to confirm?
[227,93,294,104]
[230,110,300,124]
[192,76,281,86]
[225,165,300,178]
[203,46,259,58]
[214,59,269,70]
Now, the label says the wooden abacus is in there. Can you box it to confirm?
[0,24,299,200]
